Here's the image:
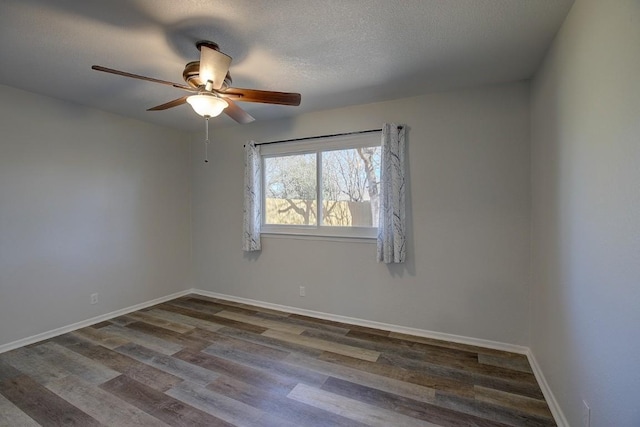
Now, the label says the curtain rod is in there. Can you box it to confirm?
[251,126,403,147]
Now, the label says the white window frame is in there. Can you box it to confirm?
[260,132,381,239]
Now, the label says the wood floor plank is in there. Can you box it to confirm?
[202,342,329,388]
[0,347,69,386]
[478,353,533,374]
[101,374,234,427]
[146,308,226,332]
[0,359,22,383]
[318,351,476,398]
[216,309,308,334]
[125,310,197,334]
[474,385,553,419]
[376,352,544,400]
[388,332,524,358]
[322,376,512,427]
[108,315,138,327]
[217,326,325,357]
[174,348,299,395]
[157,303,268,333]
[188,328,290,361]
[435,390,556,427]
[121,362,186,393]
[379,351,537,383]
[288,313,392,337]
[30,341,120,385]
[283,351,436,404]
[165,298,233,315]
[0,374,101,426]
[0,393,40,427]
[51,332,184,392]
[189,296,288,317]
[115,343,219,386]
[418,346,535,380]
[179,297,260,315]
[46,374,172,426]
[166,380,265,426]
[288,383,440,427]
[124,321,210,351]
[100,323,184,355]
[89,320,113,329]
[207,374,369,427]
[252,412,305,427]
[262,329,381,362]
[303,327,428,360]
[72,325,131,349]
[254,311,352,335]
[348,328,483,362]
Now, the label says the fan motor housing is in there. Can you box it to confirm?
[183,61,232,91]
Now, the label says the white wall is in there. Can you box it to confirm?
[530,0,640,425]
[192,82,531,345]
[0,85,192,347]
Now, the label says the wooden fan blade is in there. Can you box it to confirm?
[220,87,301,106]
[92,65,193,91]
[147,96,189,111]
[223,99,255,124]
[198,43,231,91]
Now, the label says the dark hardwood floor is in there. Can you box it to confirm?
[0,295,556,426]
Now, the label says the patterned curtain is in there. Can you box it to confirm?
[243,142,262,251]
[377,124,406,263]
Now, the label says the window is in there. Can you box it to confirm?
[261,133,381,238]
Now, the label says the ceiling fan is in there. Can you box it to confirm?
[92,41,301,124]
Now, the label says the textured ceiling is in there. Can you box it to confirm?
[0,0,574,132]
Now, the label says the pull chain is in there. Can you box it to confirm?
[204,116,210,163]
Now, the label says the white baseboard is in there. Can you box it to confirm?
[526,349,569,427]
[190,289,529,355]
[0,289,192,354]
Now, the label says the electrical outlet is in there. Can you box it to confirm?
[299,286,306,297]
[582,400,590,427]
[91,293,99,305]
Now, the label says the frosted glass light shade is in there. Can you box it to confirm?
[187,94,228,117]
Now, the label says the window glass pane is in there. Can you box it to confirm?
[264,153,317,226]
[321,146,381,227]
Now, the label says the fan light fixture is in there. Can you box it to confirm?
[187,93,228,117]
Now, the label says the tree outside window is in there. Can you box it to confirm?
[264,145,381,232]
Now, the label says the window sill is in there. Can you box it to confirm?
[261,232,376,244]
